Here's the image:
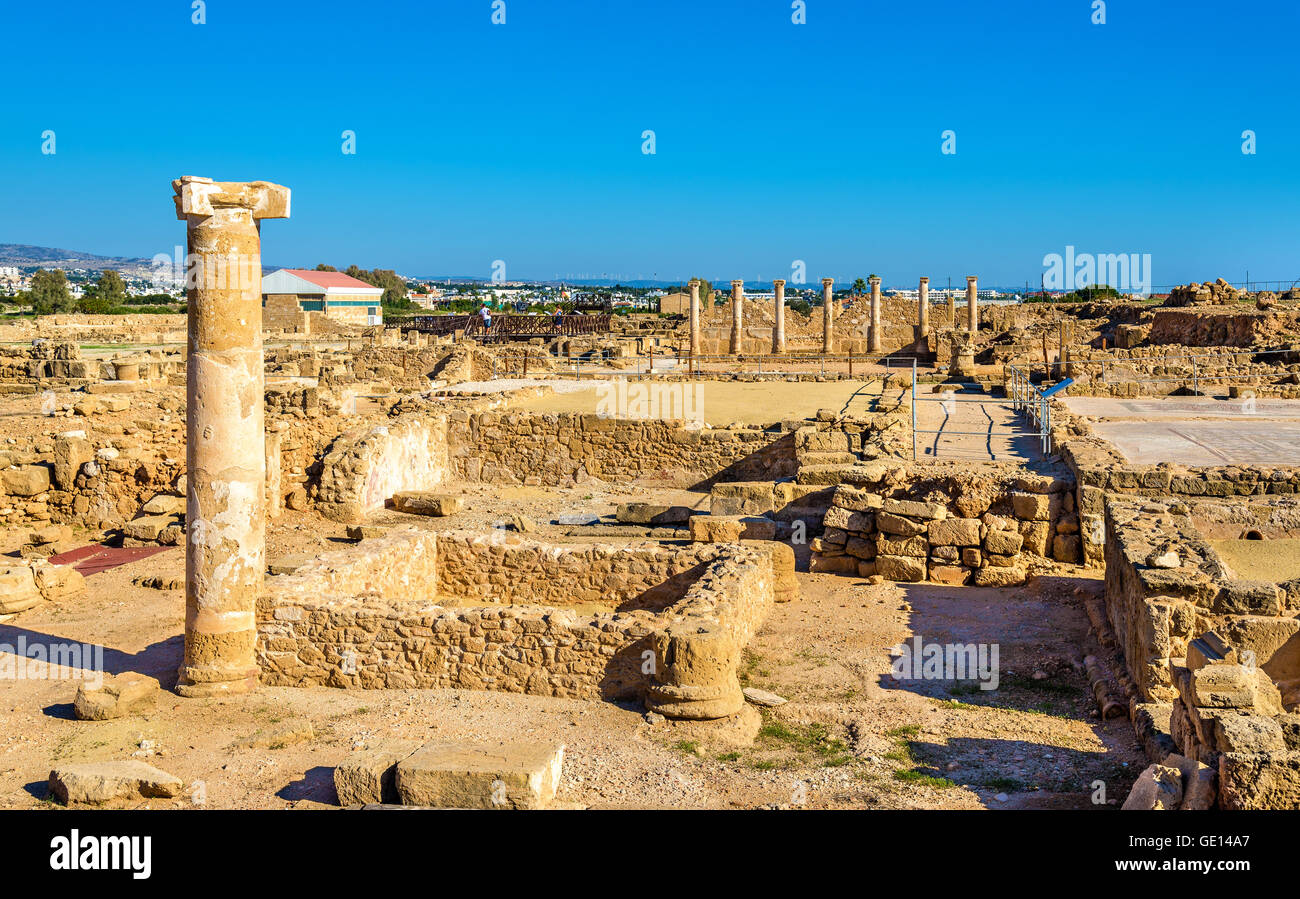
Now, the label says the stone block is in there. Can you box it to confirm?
[74,672,161,721]
[0,566,42,614]
[710,482,775,516]
[335,740,423,806]
[391,492,463,517]
[1213,714,1286,754]
[1052,534,1082,564]
[395,741,564,809]
[876,554,926,582]
[881,498,946,520]
[877,510,926,537]
[929,564,971,586]
[1121,763,1184,810]
[49,761,183,804]
[984,530,1024,555]
[2,465,50,497]
[972,565,1025,587]
[1011,492,1051,521]
[615,503,692,525]
[927,517,981,547]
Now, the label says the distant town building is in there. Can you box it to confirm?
[261,268,384,327]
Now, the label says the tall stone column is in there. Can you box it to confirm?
[772,279,786,354]
[868,276,883,353]
[821,278,834,353]
[729,280,744,355]
[918,276,930,337]
[688,278,701,358]
[966,276,978,333]
[173,176,290,697]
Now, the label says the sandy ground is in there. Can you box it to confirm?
[0,482,1142,810]
[1210,538,1300,583]
[501,379,886,426]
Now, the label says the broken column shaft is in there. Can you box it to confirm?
[821,278,834,353]
[869,276,883,353]
[173,176,290,697]
[772,279,786,354]
[966,275,978,333]
[688,278,701,358]
[918,276,930,337]
[729,280,744,355]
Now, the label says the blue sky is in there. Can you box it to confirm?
[2,0,1297,287]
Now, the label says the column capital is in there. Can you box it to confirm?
[919,276,930,284]
[173,176,291,221]
[966,275,978,284]
[869,275,881,284]
[821,278,834,286]
[731,280,744,288]
[772,279,786,287]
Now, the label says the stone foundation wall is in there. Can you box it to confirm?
[446,411,797,488]
[1101,495,1299,704]
[316,416,450,523]
[807,462,1076,585]
[255,530,776,717]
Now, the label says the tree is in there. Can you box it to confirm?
[691,278,714,306]
[314,264,337,272]
[29,269,73,316]
[78,269,126,313]
[852,278,868,296]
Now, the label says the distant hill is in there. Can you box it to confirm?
[0,244,157,277]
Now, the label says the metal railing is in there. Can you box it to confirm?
[1007,363,1052,455]
[909,360,1051,460]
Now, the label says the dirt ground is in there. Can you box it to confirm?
[493,378,886,425]
[1210,537,1300,583]
[0,482,1143,810]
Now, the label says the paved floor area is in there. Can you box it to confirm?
[913,391,1044,462]
[1061,395,1300,465]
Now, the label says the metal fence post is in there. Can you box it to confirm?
[909,355,920,459]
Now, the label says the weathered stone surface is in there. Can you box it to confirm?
[391,491,462,517]
[0,566,42,614]
[395,742,564,809]
[876,554,925,582]
[984,530,1024,555]
[616,503,691,525]
[1011,492,1050,521]
[2,465,51,497]
[876,510,926,537]
[32,562,85,600]
[710,482,775,516]
[1218,751,1300,810]
[49,761,183,804]
[881,498,946,520]
[972,565,1025,587]
[121,513,178,542]
[929,564,971,586]
[927,517,981,547]
[334,740,422,806]
[742,687,788,707]
[1122,762,1184,810]
[74,672,161,721]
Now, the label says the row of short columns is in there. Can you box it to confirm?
[684,274,979,359]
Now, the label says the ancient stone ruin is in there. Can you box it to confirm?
[2,181,1299,813]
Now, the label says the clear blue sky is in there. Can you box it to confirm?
[2,0,1297,287]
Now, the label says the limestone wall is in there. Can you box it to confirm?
[446,410,797,488]
[807,462,1077,585]
[316,416,450,523]
[1102,495,1299,704]
[255,530,776,716]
